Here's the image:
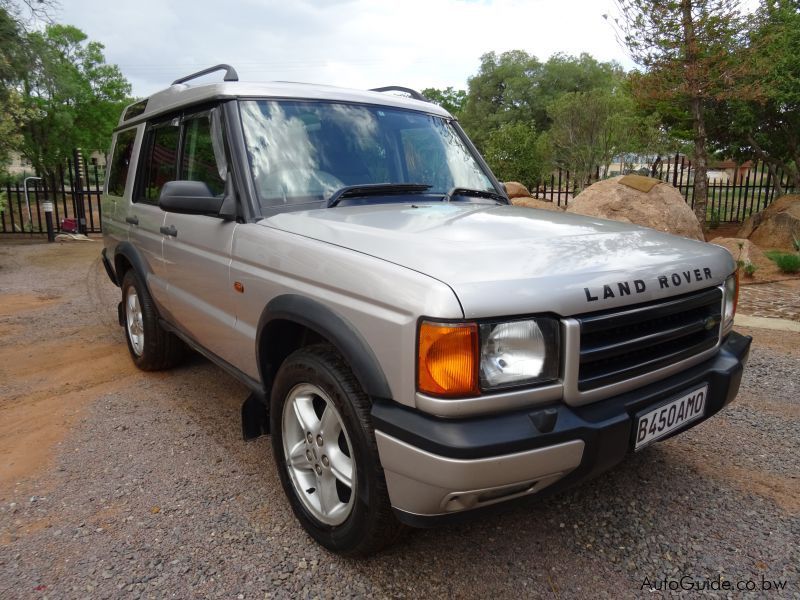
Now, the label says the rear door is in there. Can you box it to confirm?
[161,108,239,364]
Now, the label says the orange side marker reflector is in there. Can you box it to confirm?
[234,281,244,294]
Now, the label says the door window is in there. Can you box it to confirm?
[180,114,225,196]
[107,128,137,196]
[137,120,180,203]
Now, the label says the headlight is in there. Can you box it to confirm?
[479,318,560,390]
[722,272,739,333]
[417,317,560,397]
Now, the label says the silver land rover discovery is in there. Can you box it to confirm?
[100,64,751,555]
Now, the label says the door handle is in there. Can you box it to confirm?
[125,215,139,225]
[159,224,178,237]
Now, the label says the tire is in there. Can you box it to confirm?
[121,270,185,371]
[270,343,403,555]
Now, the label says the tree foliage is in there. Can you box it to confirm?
[19,24,131,174]
[716,0,800,191]
[611,0,754,225]
[421,86,466,117]
[484,122,546,188]
[1,2,131,176]
[457,50,635,186]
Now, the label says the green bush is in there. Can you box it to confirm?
[772,253,800,274]
[742,262,757,277]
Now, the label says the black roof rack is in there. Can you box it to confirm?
[369,86,428,102]
[172,64,239,86]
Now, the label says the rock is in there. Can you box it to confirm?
[511,197,565,212]
[708,238,776,280]
[738,195,800,251]
[566,176,704,241]
[504,181,531,199]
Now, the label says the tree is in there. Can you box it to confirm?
[421,87,466,117]
[459,50,543,151]
[484,122,546,188]
[713,0,800,191]
[0,6,27,168]
[458,50,629,186]
[545,90,635,190]
[611,0,752,226]
[19,24,131,175]
[1,1,60,169]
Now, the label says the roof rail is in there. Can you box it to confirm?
[172,64,239,86]
[369,86,427,102]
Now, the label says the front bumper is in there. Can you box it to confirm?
[372,331,751,526]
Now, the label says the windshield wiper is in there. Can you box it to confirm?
[444,187,508,204]
[326,183,432,208]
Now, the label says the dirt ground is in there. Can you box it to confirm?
[0,241,798,599]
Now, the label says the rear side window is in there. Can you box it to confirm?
[181,114,225,196]
[137,121,180,203]
[107,129,136,196]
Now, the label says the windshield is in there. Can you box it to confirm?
[239,99,495,211]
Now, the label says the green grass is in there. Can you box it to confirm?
[765,251,800,274]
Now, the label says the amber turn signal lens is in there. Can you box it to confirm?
[418,321,479,397]
[733,269,740,316]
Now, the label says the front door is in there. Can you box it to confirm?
[162,109,239,365]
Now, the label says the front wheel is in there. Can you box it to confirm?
[121,270,184,371]
[270,344,402,555]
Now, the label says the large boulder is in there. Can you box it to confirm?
[738,195,800,251]
[567,175,704,241]
[511,196,565,211]
[504,181,531,199]
[709,237,777,281]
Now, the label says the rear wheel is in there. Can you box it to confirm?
[270,344,403,555]
[121,270,184,370]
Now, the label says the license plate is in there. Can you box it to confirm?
[633,384,708,450]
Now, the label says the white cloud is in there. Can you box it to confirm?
[59,0,632,97]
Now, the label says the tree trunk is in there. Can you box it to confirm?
[682,0,708,228]
[689,99,709,227]
[748,135,785,196]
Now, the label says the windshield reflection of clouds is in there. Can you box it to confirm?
[240,100,493,210]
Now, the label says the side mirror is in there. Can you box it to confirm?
[159,181,225,216]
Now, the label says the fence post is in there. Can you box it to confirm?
[672,152,680,187]
[72,148,87,234]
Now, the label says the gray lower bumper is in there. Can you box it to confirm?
[375,431,584,516]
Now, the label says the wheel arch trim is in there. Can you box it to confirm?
[257,294,393,401]
[113,241,153,291]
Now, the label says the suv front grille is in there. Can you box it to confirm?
[576,287,722,391]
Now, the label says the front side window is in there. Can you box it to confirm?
[181,114,225,196]
[107,128,136,196]
[239,100,494,210]
[137,121,180,203]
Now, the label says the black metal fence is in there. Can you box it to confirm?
[535,156,797,223]
[2,153,796,235]
[1,155,103,235]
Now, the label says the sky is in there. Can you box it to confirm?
[56,0,634,98]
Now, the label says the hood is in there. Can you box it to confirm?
[263,203,734,318]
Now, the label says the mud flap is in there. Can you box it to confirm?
[242,392,269,440]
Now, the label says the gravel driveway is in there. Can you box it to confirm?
[1,241,798,599]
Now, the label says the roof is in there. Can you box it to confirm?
[117,80,452,128]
